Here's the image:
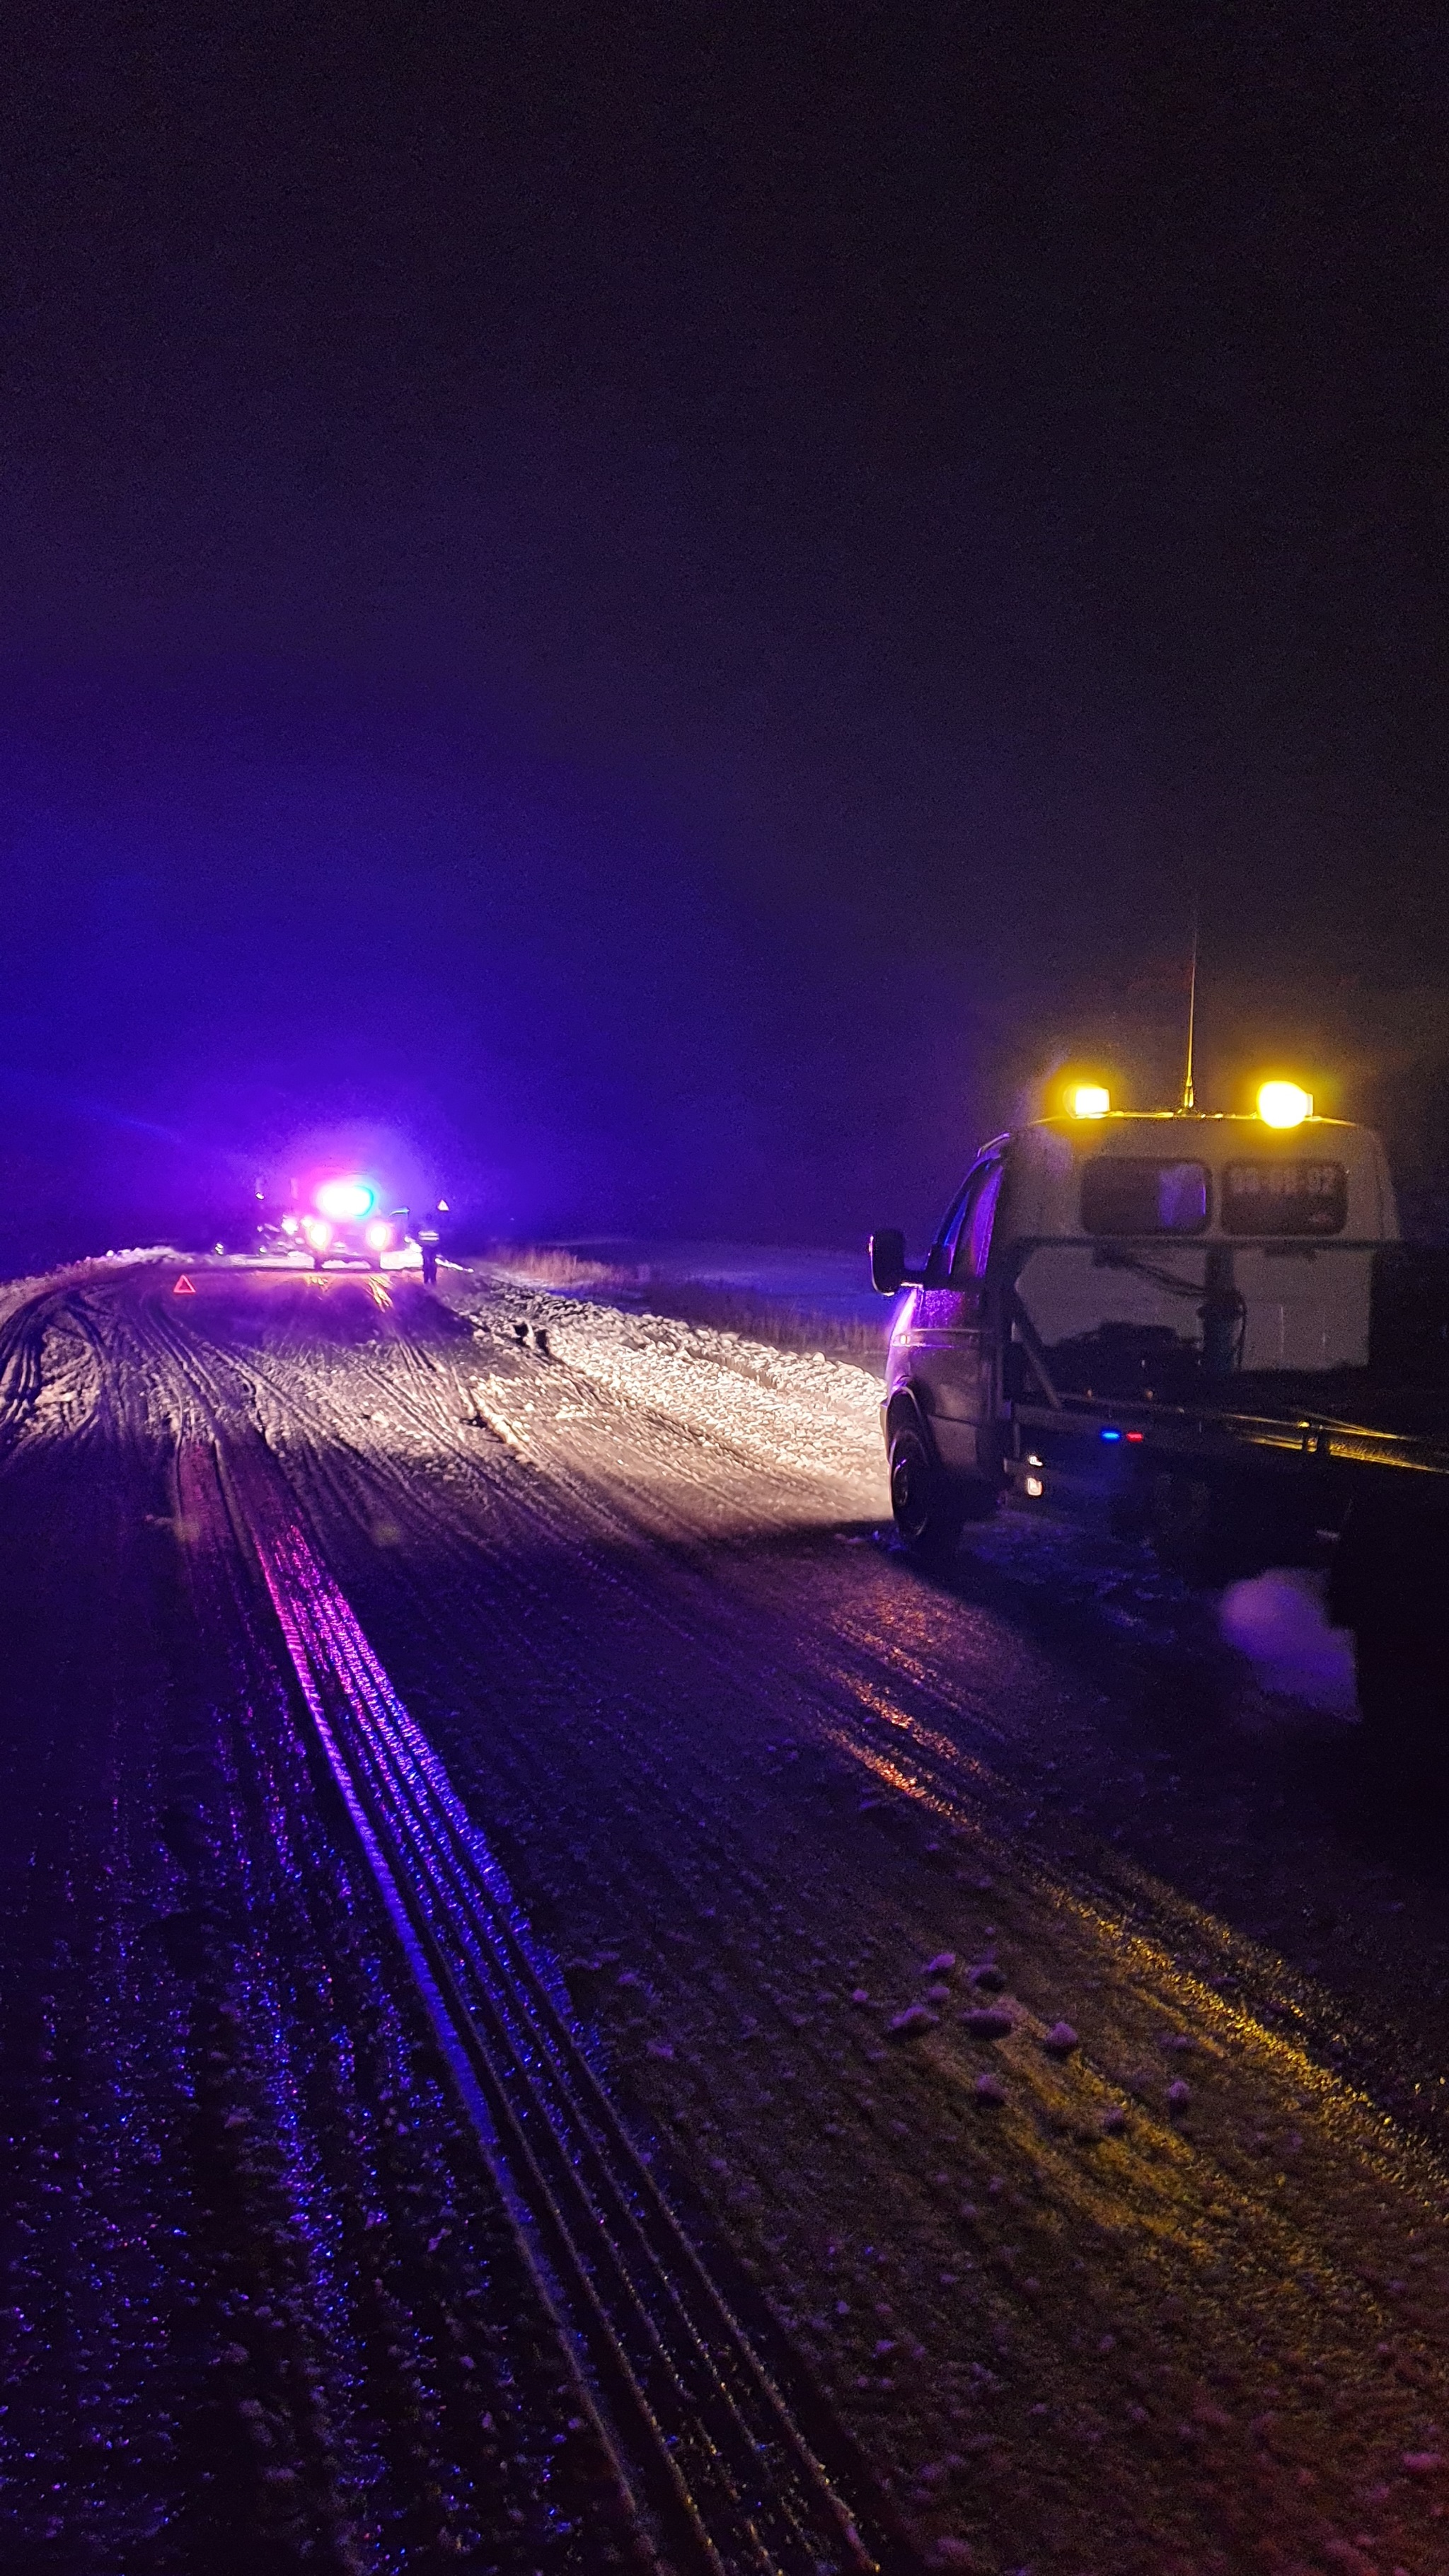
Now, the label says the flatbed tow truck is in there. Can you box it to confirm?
[870,1081,1449,1748]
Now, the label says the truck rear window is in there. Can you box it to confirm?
[1080,1158,1210,1235]
[1222,1160,1347,1235]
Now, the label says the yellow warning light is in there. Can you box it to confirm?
[1069,1084,1111,1119]
[1257,1080,1312,1128]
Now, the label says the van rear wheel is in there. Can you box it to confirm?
[1334,1505,1449,1766]
[888,1421,967,1566]
[1353,1610,1449,1764]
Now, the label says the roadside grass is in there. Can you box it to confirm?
[476,1245,889,1372]
[478,1244,635,1291]
[630,1280,887,1368]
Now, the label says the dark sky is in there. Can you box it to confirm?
[3,2,1447,1255]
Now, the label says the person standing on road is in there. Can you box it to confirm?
[416,1208,442,1288]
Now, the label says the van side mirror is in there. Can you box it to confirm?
[870,1229,908,1295]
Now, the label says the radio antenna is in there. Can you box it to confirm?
[1181,889,1200,1113]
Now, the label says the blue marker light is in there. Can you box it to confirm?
[1099,1427,1122,1443]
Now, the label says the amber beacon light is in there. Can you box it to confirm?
[1069,1084,1112,1119]
[1256,1080,1313,1128]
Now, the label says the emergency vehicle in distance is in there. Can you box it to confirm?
[270,1174,407,1271]
[870,1078,1449,1750]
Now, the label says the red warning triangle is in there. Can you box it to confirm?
[173,1274,197,1295]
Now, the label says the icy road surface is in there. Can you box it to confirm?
[6,1260,1449,2574]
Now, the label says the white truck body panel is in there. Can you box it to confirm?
[1010,1114,1397,1375]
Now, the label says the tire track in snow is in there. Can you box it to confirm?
[141,1296,904,2576]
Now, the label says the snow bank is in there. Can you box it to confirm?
[455,1273,887,1491]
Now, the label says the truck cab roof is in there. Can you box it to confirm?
[1000,1111,1399,1246]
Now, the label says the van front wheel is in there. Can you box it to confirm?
[889,1421,967,1566]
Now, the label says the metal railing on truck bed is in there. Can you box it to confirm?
[1008,1387,1449,1484]
[1005,1244,1449,1486]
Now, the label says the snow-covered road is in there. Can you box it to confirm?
[6,1257,1449,2575]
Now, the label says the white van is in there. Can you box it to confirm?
[872,1110,1400,1559]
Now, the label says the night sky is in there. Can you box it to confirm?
[3,4,1447,1260]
